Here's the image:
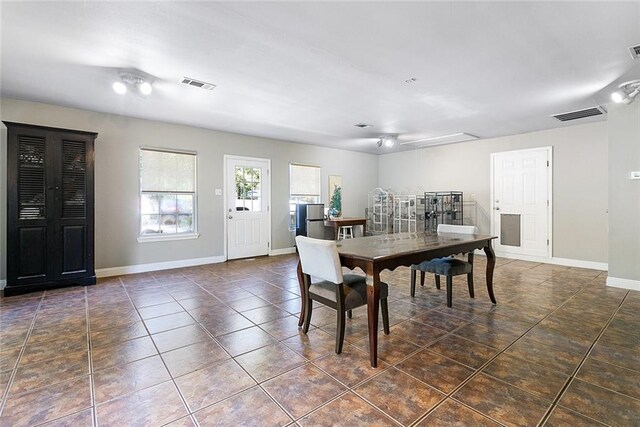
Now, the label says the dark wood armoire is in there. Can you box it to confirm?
[4,122,97,296]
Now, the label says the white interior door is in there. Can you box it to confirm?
[491,147,551,259]
[225,156,270,260]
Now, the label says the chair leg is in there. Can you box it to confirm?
[435,275,441,290]
[410,269,417,297]
[302,297,313,334]
[420,271,425,287]
[347,309,353,319]
[381,298,390,335]
[336,309,346,354]
[467,272,475,298]
[446,276,453,308]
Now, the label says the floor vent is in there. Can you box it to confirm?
[181,77,216,90]
[630,44,640,60]
[552,106,606,122]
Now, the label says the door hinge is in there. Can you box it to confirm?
[547,160,549,167]
[268,242,270,247]
[547,239,549,245]
[547,200,549,207]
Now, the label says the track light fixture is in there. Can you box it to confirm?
[611,79,640,105]
[112,73,153,96]
[377,136,396,148]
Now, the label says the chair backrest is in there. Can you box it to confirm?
[437,224,478,235]
[295,236,343,284]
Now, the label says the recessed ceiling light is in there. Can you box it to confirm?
[354,123,373,128]
[405,77,417,83]
[112,81,127,95]
[138,81,153,95]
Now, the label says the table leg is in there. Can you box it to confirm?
[362,221,367,237]
[296,261,306,326]
[334,224,339,240]
[483,241,497,304]
[365,267,380,368]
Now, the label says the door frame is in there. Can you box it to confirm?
[223,154,271,261]
[489,146,553,260]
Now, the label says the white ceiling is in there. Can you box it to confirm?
[2,1,639,154]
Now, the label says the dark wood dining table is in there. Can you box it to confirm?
[296,231,497,367]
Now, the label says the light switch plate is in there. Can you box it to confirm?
[630,171,640,180]
[214,188,222,195]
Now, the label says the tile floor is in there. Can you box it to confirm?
[0,254,638,426]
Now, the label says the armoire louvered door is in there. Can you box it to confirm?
[4,122,97,296]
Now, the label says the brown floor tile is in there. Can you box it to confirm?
[577,357,640,400]
[455,322,521,349]
[235,343,307,383]
[161,340,230,378]
[389,320,447,347]
[175,358,256,412]
[0,376,91,426]
[524,325,592,354]
[198,313,254,336]
[263,364,346,418]
[558,378,640,426]
[96,380,187,426]
[241,305,291,324]
[129,292,174,308]
[151,323,211,353]
[216,326,278,356]
[353,334,420,365]
[427,334,499,369]
[355,368,445,425]
[38,408,94,427]
[453,373,551,426]
[416,399,501,426]
[28,319,87,344]
[505,336,585,375]
[544,406,607,426]
[89,321,149,347]
[313,344,388,388]
[482,353,569,401]
[10,352,89,395]
[93,355,171,403]
[91,335,158,370]
[163,415,197,427]
[396,349,475,393]
[412,309,471,331]
[0,370,12,399]
[0,346,22,373]
[138,301,184,319]
[144,311,196,334]
[282,329,338,360]
[298,391,395,427]
[225,295,271,312]
[19,333,88,366]
[194,386,291,426]
[589,339,640,372]
[259,315,308,340]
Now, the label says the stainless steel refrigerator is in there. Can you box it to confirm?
[295,203,325,239]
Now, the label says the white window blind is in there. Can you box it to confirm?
[140,149,195,192]
[290,163,320,196]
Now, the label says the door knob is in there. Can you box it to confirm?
[228,215,233,219]
[495,207,500,211]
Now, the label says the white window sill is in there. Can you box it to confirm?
[137,233,200,243]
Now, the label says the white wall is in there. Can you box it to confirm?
[0,98,378,278]
[608,101,640,288]
[378,122,609,264]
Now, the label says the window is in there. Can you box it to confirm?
[289,163,321,229]
[234,166,262,212]
[139,148,197,239]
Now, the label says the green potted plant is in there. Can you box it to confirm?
[329,185,342,218]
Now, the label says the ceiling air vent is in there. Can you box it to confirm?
[629,44,640,60]
[181,77,216,90]
[354,123,373,128]
[552,106,606,122]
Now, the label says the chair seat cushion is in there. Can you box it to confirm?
[309,274,389,311]
[411,257,472,276]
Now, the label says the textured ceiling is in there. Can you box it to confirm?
[2,1,639,153]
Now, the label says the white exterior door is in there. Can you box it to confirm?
[225,156,270,260]
[491,147,551,259]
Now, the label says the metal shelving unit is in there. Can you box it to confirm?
[424,191,464,231]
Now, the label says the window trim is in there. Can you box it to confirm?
[138,147,198,241]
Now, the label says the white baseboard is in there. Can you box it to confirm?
[491,251,608,271]
[606,276,640,291]
[269,247,296,256]
[96,256,226,278]
[0,280,5,291]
